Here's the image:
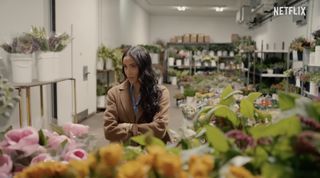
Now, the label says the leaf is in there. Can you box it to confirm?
[195,127,206,138]
[150,137,166,147]
[220,84,235,107]
[59,139,68,150]
[50,124,64,135]
[278,91,300,111]
[240,99,254,119]
[5,126,12,133]
[204,105,238,127]
[0,149,2,155]
[193,106,214,130]
[167,148,181,155]
[38,129,47,146]
[247,92,262,103]
[313,102,320,122]
[179,143,213,163]
[251,146,268,169]
[262,164,294,178]
[124,139,131,147]
[131,135,147,146]
[255,109,265,120]
[222,91,243,100]
[205,125,229,153]
[249,116,301,140]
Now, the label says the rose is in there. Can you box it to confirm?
[48,135,76,151]
[64,149,88,161]
[4,126,39,154]
[62,122,89,137]
[30,153,53,165]
[0,154,13,177]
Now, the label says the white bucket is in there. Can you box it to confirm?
[223,51,228,56]
[97,95,106,107]
[296,77,300,87]
[272,94,278,101]
[211,60,216,67]
[267,69,273,74]
[229,51,234,57]
[106,59,113,70]
[176,59,182,66]
[217,51,222,57]
[36,52,55,82]
[293,51,298,61]
[171,76,177,85]
[309,52,315,65]
[315,46,320,66]
[168,57,174,66]
[209,51,214,57]
[186,96,193,104]
[184,58,190,66]
[220,63,225,69]
[195,61,201,66]
[97,59,104,70]
[204,62,209,66]
[10,53,33,83]
[54,53,60,80]
[151,53,159,64]
[310,81,319,96]
[180,85,184,94]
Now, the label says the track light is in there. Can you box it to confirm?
[177,6,186,11]
[216,7,224,12]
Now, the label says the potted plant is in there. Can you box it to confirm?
[284,69,296,85]
[267,64,274,74]
[196,46,204,55]
[0,34,37,83]
[111,48,124,83]
[167,68,177,85]
[310,72,320,96]
[175,53,183,66]
[173,93,185,106]
[97,44,113,70]
[154,68,162,84]
[184,88,195,103]
[315,37,320,66]
[211,56,218,67]
[166,47,176,66]
[97,84,106,107]
[201,55,211,66]
[300,71,311,92]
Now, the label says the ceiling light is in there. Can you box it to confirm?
[177,6,186,11]
[220,7,224,11]
[216,7,220,12]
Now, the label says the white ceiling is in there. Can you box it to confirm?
[134,0,251,17]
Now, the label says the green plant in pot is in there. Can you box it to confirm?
[111,48,124,83]
[184,88,195,103]
[173,93,186,106]
[97,84,106,107]
[97,44,113,70]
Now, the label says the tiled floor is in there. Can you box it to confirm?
[80,83,184,147]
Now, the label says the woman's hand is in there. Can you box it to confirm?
[118,123,133,132]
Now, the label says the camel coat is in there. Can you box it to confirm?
[103,80,172,145]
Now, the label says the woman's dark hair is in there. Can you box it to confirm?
[122,46,162,123]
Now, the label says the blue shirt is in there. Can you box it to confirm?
[129,84,141,118]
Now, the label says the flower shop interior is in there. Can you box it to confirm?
[1,0,320,177]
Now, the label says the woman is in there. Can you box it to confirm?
[103,46,171,145]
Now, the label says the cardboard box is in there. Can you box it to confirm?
[197,34,204,43]
[231,34,239,42]
[191,36,197,42]
[176,36,182,43]
[183,36,190,43]
[170,36,176,42]
[243,36,251,40]
[204,36,210,43]
[184,34,190,37]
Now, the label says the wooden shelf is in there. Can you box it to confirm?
[255,50,288,53]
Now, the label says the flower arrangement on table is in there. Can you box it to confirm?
[0,122,97,177]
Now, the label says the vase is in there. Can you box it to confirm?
[195,61,201,66]
[204,62,209,66]
[297,51,303,61]
[267,69,273,74]
[97,95,106,107]
[97,59,104,70]
[186,96,194,104]
[10,53,33,83]
[310,81,319,96]
[293,51,298,60]
[229,51,234,57]
[304,82,310,92]
[180,85,184,94]
[288,77,296,85]
[168,57,174,66]
[106,59,113,70]
[209,51,214,56]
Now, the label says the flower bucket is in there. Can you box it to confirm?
[229,51,234,57]
[54,53,60,80]
[186,96,193,104]
[297,51,303,61]
[180,85,184,94]
[315,46,320,66]
[217,51,222,57]
[220,63,225,70]
[211,60,216,67]
[184,58,190,66]
[151,53,159,64]
[106,59,113,70]
[195,61,201,66]
[36,52,55,82]
[293,51,298,61]
[272,94,278,101]
[310,81,319,96]
[97,95,106,107]
[309,52,315,65]
[209,51,214,56]
[204,62,209,66]
[267,69,273,74]
[296,77,300,87]
[223,51,228,56]
[10,53,33,83]
[168,57,174,66]
[97,59,104,70]
[176,59,182,66]
[171,76,177,85]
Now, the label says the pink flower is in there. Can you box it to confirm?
[30,154,53,165]
[42,129,59,138]
[48,135,76,151]
[0,140,12,154]
[62,122,89,137]
[0,154,13,176]
[4,126,39,154]
[64,149,88,161]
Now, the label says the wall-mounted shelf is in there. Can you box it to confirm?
[255,49,289,53]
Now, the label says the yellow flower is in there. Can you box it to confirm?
[87,153,97,169]
[117,160,150,178]
[67,160,89,178]
[14,161,67,178]
[146,145,167,157]
[228,165,260,178]
[99,142,123,167]
[178,171,189,178]
[188,155,214,177]
[136,154,153,167]
[95,162,114,177]
[156,154,182,177]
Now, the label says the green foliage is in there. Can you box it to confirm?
[130,134,166,147]
[138,44,161,53]
[205,125,230,153]
[38,129,48,146]
[167,68,177,76]
[97,85,106,96]
[184,89,195,97]
[97,44,113,62]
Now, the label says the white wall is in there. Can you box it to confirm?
[99,0,150,86]
[252,0,320,50]
[0,0,51,130]
[56,0,99,125]
[149,16,252,44]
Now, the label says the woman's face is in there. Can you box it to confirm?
[123,55,139,85]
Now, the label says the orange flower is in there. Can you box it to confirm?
[136,154,153,167]
[99,143,123,167]
[156,154,182,177]
[228,165,260,178]
[117,160,150,178]
[188,155,214,177]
